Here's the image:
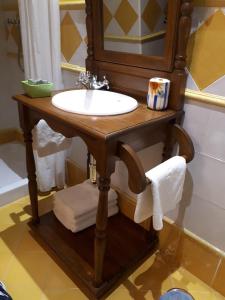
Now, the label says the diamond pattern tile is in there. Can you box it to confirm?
[115,0,138,34]
[61,12,82,62]
[187,9,225,90]
[142,0,163,32]
[103,3,113,31]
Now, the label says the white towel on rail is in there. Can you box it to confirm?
[134,156,186,230]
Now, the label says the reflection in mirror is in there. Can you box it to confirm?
[103,0,168,56]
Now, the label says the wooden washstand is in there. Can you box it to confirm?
[13,1,194,299]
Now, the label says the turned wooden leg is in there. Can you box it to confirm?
[23,130,39,223]
[94,176,110,287]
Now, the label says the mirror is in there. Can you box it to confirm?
[103,0,168,56]
[90,0,181,71]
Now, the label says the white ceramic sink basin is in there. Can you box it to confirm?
[52,90,138,116]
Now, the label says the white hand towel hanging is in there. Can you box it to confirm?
[134,156,186,230]
[32,120,71,157]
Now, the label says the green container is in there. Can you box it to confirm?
[21,80,54,98]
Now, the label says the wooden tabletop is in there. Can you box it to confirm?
[13,93,179,140]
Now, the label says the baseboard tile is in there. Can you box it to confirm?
[66,158,225,296]
[0,128,23,145]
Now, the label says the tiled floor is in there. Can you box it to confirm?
[0,195,225,300]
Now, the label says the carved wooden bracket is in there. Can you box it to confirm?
[118,123,194,194]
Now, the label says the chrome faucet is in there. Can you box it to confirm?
[77,71,109,90]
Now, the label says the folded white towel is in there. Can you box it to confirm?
[54,205,119,232]
[32,120,71,157]
[54,199,117,223]
[134,156,186,230]
[53,180,118,218]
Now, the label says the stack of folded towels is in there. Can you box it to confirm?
[53,179,119,233]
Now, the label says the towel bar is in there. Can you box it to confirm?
[118,124,194,194]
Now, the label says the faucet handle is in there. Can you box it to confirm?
[102,75,109,90]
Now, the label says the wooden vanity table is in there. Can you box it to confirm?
[13,1,194,299]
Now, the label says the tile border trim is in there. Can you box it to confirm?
[194,0,225,7]
[61,62,86,73]
[104,30,166,44]
[60,62,225,109]
[185,89,225,108]
[59,0,85,10]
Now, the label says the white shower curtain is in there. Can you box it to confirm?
[18,0,69,192]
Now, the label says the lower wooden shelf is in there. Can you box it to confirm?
[29,212,158,299]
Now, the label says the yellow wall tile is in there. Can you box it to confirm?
[187,10,225,90]
[142,0,163,32]
[61,12,82,62]
[115,0,138,34]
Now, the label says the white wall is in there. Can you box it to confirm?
[167,101,225,251]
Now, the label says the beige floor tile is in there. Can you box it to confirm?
[0,223,25,252]
[159,221,181,267]
[7,283,44,300]
[210,290,225,300]
[212,258,225,297]
[0,251,14,279]
[42,288,87,300]
[1,197,225,300]
[44,258,78,290]
[171,267,210,292]
[107,285,155,300]
[16,226,46,253]
[170,267,225,299]
[4,251,52,290]
[0,202,31,226]
[129,253,173,299]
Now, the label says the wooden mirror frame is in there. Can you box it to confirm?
[86,0,193,111]
[92,0,180,72]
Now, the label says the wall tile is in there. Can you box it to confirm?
[181,194,225,251]
[183,102,211,153]
[188,153,225,210]
[203,75,225,97]
[201,106,225,161]
[186,70,200,91]
[187,9,225,92]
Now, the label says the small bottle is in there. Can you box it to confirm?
[89,155,97,184]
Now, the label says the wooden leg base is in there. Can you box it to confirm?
[29,212,158,299]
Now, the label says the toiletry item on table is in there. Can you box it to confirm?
[21,78,53,98]
[134,156,186,230]
[147,77,170,111]
[53,179,119,232]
